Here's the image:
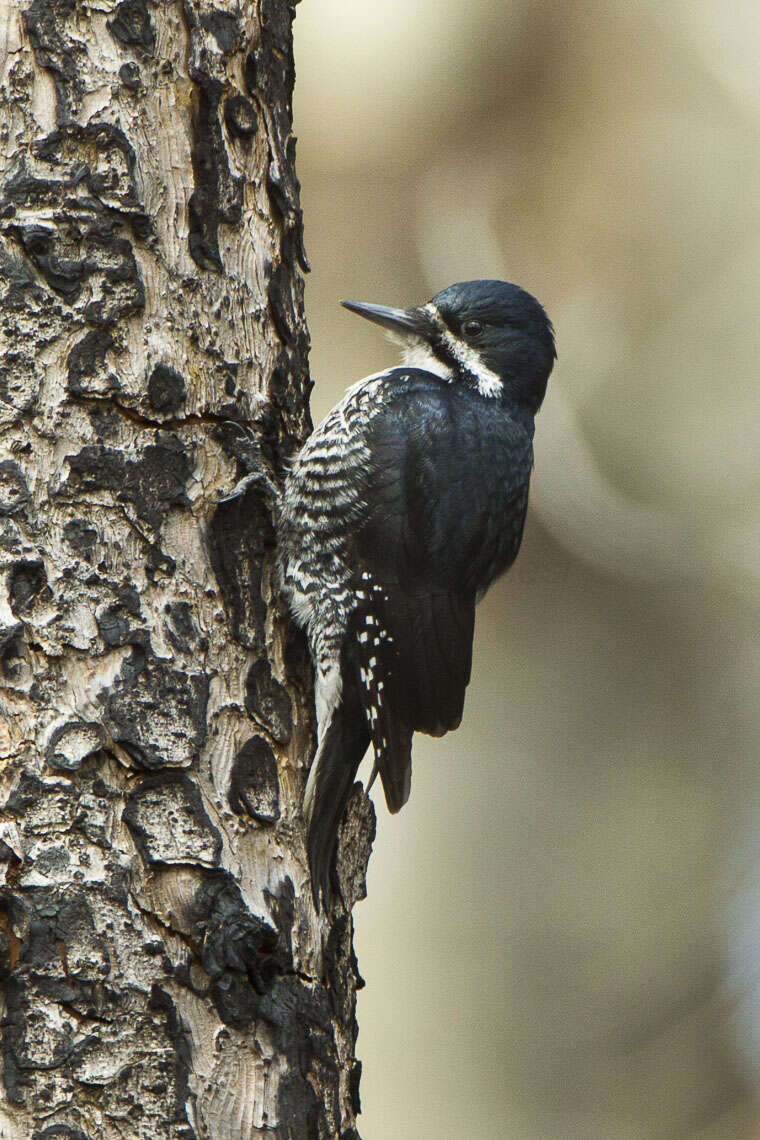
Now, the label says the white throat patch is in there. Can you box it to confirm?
[399,339,454,381]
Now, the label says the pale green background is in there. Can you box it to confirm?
[294,4,760,1137]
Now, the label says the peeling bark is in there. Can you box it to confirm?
[0,2,372,1137]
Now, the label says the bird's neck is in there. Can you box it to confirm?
[399,341,538,434]
[501,399,536,438]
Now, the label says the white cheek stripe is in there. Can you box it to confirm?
[423,302,503,398]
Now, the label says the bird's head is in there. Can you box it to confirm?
[341,279,556,414]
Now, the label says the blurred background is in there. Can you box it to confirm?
[293,2,760,1137]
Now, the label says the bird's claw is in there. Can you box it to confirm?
[217,470,280,510]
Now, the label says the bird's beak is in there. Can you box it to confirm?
[340,299,429,338]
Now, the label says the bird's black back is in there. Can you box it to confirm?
[353,374,533,596]
[343,369,534,799]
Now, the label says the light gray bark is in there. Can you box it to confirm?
[0,2,372,1136]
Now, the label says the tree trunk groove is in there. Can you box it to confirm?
[0,2,372,1136]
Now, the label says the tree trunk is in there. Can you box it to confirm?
[0,2,372,1136]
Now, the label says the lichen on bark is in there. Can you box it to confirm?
[0,2,372,1136]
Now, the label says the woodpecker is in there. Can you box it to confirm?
[278,279,556,905]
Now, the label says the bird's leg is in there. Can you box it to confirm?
[215,420,280,514]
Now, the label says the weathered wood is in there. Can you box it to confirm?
[0,2,372,1136]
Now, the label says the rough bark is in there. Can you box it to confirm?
[0,2,373,1136]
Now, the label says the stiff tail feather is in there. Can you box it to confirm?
[305,665,369,908]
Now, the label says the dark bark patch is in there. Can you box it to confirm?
[64,436,192,531]
[336,784,376,913]
[147,986,194,1134]
[262,975,339,1135]
[200,10,240,53]
[145,542,176,583]
[281,614,312,689]
[244,658,292,744]
[1,968,29,1104]
[224,94,258,140]
[245,0,309,274]
[207,474,274,650]
[147,362,186,415]
[34,845,70,877]
[32,123,142,216]
[23,0,84,125]
[62,519,98,561]
[187,75,243,271]
[244,0,294,115]
[324,912,357,1015]
[261,351,314,483]
[103,653,208,770]
[267,261,294,345]
[163,601,200,655]
[3,125,148,321]
[348,1060,363,1117]
[119,61,142,90]
[268,356,311,424]
[124,774,222,868]
[0,235,36,293]
[0,891,109,1105]
[67,328,117,396]
[263,878,296,986]
[7,560,48,615]
[16,220,145,323]
[3,167,62,210]
[46,721,105,771]
[265,141,311,274]
[0,460,29,516]
[107,0,155,53]
[95,598,144,648]
[229,736,280,823]
[19,224,83,299]
[0,247,44,412]
[0,629,29,689]
[0,525,21,556]
[34,1127,93,1140]
[5,772,71,826]
[81,225,145,325]
[96,605,129,647]
[278,1070,324,1139]
[0,835,22,873]
[192,872,286,1029]
[259,974,333,1054]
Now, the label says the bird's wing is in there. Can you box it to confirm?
[348,376,533,810]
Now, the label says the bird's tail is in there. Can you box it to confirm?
[305,664,370,908]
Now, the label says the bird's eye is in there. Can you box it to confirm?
[463,320,483,338]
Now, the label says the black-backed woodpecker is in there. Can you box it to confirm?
[278,279,556,905]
